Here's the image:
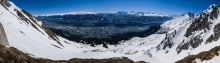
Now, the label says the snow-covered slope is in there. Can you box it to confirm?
[108,4,220,63]
[155,4,220,63]
[0,0,94,60]
[157,12,194,33]
[1,0,220,63]
[0,0,166,62]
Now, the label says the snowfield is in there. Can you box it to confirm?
[1,0,220,63]
[0,1,167,62]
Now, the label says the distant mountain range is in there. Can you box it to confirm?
[37,11,172,27]
[37,11,171,17]
[36,11,173,46]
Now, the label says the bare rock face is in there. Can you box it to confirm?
[0,23,8,46]
[0,0,10,7]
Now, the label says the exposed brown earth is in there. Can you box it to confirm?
[0,44,148,63]
[175,46,220,63]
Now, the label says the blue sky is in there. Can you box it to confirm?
[9,0,216,15]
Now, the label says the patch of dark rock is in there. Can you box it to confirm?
[20,31,25,35]
[15,9,29,24]
[16,8,63,47]
[184,6,219,37]
[210,6,218,20]
[175,46,220,63]
[176,36,202,54]
[21,10,41,28]
[189,36,203,48]
[206,23,220,43]
[51,44,62,49]
[176,42,189,54]
[63,40,71,44]
[156,30,176,50]
[184,14,210,37]
[124,51,138,55]
[0,0,9,10]
[41,24,63,47]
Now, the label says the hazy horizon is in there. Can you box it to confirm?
[9,0,217,15]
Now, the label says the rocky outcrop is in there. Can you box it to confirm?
[176,35,203,54]
[206,23,220,43]
[14,6,62,47]
[175,46,220,63]
[184,13,211,37]
[156,12,194,51]
[155,5,220,55]
[185,5,218,37]
[175,5,219,54]
[156,31,176,50]
[0,0,10,9]
[0,23,8,46]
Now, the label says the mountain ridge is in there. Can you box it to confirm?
[36,11,171,17]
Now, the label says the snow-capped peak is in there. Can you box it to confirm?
[36,11,170,17]
[157,12,194,33]
[180,12,194,18]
